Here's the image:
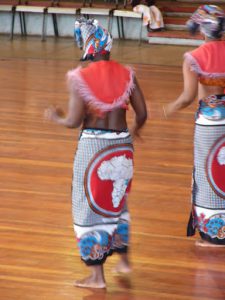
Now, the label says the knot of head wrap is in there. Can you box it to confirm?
[186,5,225,39]
[74,18,113,61]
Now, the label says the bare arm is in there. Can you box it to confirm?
[164,58,198,117]
[44,88,85,128]
[129,76,148,138]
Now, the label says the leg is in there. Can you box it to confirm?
[116,16,121,39]
[120,17,125,39]
[41,10,47,42]
[10,8,15,40]
[74,264,106,289]
[195,239,225,247]
[22,12,27,36]
[113,252,132,274]
[112,218,131,274]
[52,14,59,37]
[74,229,111,288]
[19,12,24,35]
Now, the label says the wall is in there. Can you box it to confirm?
[0,11,148,40]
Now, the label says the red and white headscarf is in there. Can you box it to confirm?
[74,18,113,61]
[186,5,225,39]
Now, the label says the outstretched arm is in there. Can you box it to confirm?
[129,76,148,138]
[44,88,85,128]
[164,58,198,117]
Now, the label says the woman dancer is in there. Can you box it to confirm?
[45,18,147,288]
[164,5,225,247]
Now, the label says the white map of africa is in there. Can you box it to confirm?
[97,155,133,208]
[217,146,225,165]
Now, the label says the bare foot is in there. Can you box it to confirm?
[113,256,132,274]
[74,275,106,289]
[195,239,225,248]
[75,265,106,289]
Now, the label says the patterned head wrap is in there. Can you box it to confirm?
[74,18,113,61]
[187,5,225,39]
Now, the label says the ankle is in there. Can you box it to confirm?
[90,265,105,282]
[120,253,130,264]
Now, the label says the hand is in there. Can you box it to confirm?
[163,102,177,118]
[130,127,143,142]
[44,106,65,123]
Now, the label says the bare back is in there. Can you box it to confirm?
[198,83,225,100]
[83,108,127,131]
[82,76,147,133]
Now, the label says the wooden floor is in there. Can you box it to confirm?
[0,35,225,300]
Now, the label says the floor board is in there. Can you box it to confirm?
[0,35,225,300]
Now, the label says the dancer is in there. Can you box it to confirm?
[45,18,147,288]
[164,5,225,247]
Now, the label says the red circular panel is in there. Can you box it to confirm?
[207,136,225,199]
[85,145,133,217]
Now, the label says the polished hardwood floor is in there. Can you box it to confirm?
[0,35,225,300]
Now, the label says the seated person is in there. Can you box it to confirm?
[132,0,164,32]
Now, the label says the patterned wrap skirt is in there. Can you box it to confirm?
[187,94,225,244]
[72,128,133,265]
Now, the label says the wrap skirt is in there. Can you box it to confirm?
[187,95,225,244]
[72,128,133,264]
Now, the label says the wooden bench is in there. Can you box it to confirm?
[45,1,83,39]
[111,9,143,44]
[0,1,19,39]
[12,1,53,40]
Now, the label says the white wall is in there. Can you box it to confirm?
[0,11,148,40]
